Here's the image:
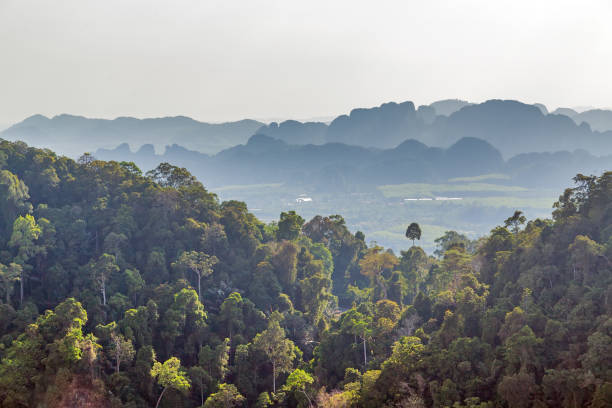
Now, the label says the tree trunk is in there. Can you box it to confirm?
[197,273,201,301]
[101,280,107,306]
[272,361,276,394]
[115,355,120,374]
[155,387,167,408]
[302,391,313,408]
[20,270,23,306]
[363,336,367,367]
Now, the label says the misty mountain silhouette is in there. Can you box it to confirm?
[256,99,612,157]
[1,114,263,157]
[5,99,612,160]
[96,134,611,191]
[569,109,612,132]
[428,99,473,116]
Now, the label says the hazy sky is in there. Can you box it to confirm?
[1,0,611,127]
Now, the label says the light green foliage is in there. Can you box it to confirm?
[0,170,32,228]
[277,211,305,241]
[204,383,245,408]
[151,357,191,407]
[504,210,526,235]
[90,253,119,306]
[9,214,41,261]
[252,318,298,393]
[434,230,475,257]
[284,368,314,391]
[172,250,218,299]
[219,292,245,341]
[0,298,94,407]
[283,369,314,407]
[110,332,135,373]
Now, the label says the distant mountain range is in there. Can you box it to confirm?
[0,114,264,157]
[4,99,612,160]
[257,99,612,157]
[551,107,612,133]
[96,134,611,191]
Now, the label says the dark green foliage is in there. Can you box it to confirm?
[405,222,422,245]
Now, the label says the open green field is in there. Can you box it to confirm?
[212,183,284,193]
[447,173,511,183]
[377,182,528,198]
[212,180,560,254]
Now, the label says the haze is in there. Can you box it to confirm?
[1,0,611,127]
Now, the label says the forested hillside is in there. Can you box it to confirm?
[0,139,611,407]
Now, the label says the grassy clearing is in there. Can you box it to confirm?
[448,173,511,183]
[460,196,557,209]
[213,183,284,192]
[378,182,528,198]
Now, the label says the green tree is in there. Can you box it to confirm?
[568,235,603,284]
[0,262,21,305]
[283,368,314,407]
[91,253,119,306]
[498,372,538,408]
[219,292,245,342]
[252,319,298,393]
[441,246,472,292]
[151,356,191,408]
[8,214,41,305]
[341,309,373,368]
[110,332,135,374]
[359,246,398,299]
[405,222,422,246]
[434,230,474,257]
[504,210,526,235]
[277,211,305,241]
[173,251,218,301]
[146,162,197,188]
[204,383,245,408]
[0,170,32,233]
[188,365,209,407]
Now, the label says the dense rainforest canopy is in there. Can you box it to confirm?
[0,139,610,407]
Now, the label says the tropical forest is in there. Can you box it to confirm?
[0,139,610,407]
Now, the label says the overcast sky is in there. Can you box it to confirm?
[1,0,611,126]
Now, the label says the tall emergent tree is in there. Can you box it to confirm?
[151,356,191,408]
[504,210,526,235]
[0,262,21,305]
[283,368,315,407]
[405,222,422,246]
[91,254,120,306]
[8,214,41,305]
[0,170,32,234]
[252,318,298,394]
[110,332,135,374]
[173,251,218,301]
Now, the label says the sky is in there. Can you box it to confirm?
[1,0,612,127]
